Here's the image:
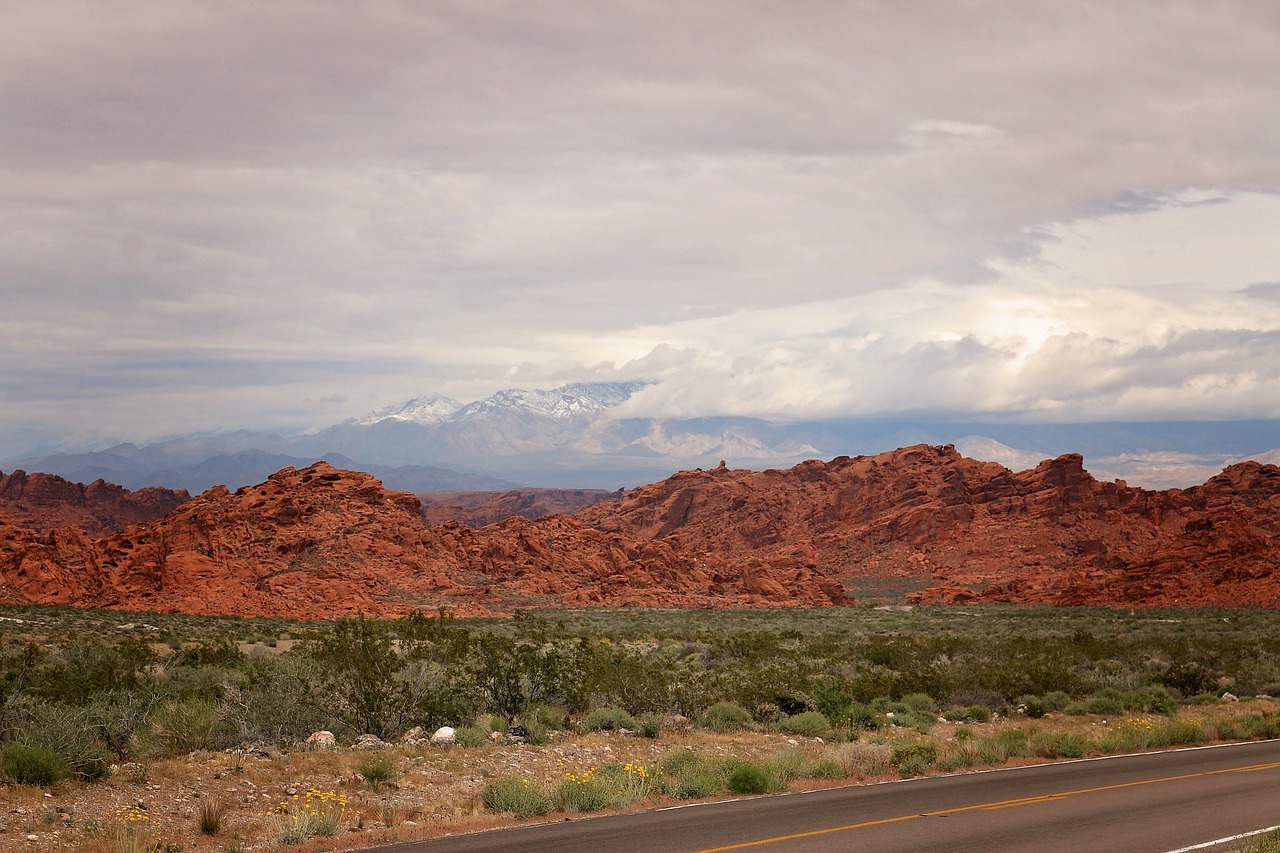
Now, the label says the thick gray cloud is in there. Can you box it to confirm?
[3,1,1280,453]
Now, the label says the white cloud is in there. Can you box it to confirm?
[2,2,1280,452]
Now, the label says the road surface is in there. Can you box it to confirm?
[374,740,1280,853]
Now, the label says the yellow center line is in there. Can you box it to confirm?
[687,760,1280,853]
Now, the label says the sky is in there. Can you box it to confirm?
[4,1,1280,455]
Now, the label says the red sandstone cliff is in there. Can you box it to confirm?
[418,488,618,527]
[579,445,1280,608]
[0,470,190,537]
[0,462,848,618]
[3,446,1278,618]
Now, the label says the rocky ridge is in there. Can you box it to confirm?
[1,445,1278,617]
[418,488,619,527]
[578,445,1280,608]
[0,469,189,537]
[0,463,848,617]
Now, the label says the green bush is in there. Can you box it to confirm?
[358,754,398,787]
[583,706,637,732]
[19,705,111,780]
[891,739,938,775]
[847,704,884,731]
[0,744,69,786]
[140,697,220,757]
[635,713,664,739]
[554,775,614,812]
[900,693,937,713]
[483,777,552,818]
[727,763,770,794]
[992,728,1031,758]
[454,725,489,747]
[1031,731,1090,758]
[806,758,847,780]
[779,711,831,738]
[702,702,753,732]
[943,705,991,723]
[1085,689,1125,715]
[1123,686,1179,716]
[662,751,723,800]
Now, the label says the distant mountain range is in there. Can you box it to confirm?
[5,381,1280,493]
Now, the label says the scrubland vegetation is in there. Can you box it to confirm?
[1,604,1278,849]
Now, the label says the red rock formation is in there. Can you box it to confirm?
[418,488,619,527]
[3,446,1278,617]
[580,445,1280,608]
[0,469,190,537]
[0,462,849,618]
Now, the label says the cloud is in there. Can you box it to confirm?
[2,2,1280,451]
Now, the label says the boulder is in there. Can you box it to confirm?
[305,731,336,749]
[429,726,457,746]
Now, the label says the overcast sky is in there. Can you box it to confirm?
[4,1,1280,454]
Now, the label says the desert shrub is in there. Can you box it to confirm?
[1017,694,1047,718]
[806,758,847,780]
[779,711,831,738]
[85,690,158,760]
[454,725,489,747]
[1085,689,1125,715]
[946,688,1004,712]
[358,754,398,788]
[514,714,549,745]
[727,762,771,794]
[1031,731,1090,758]
[900,693,937,713]
[1123,685,1179,716]
[886,706,936,733]
[762,746,808,788]
[662,750,729,799]
[943,705,992,723]
[263,788,346,842]
[0,744,68,786]
[198,797,228,835]
[140,697,220,757]
[1040,691,1072,712]
[825,741,893,776]
[19,704,111,780]
[891,739,938,775]
[605,761,659,807]
[483,777,552,819]
[1099,717,1158,751]
[635,713,664,739]
[583,706,636,732]
[1151,719,1204,746]
[847,703,884,731]
[702,701,752,732]
[554,771,613,813]
[1063,701,1090,716]
[992,728,1031,758]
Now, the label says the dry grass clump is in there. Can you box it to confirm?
[823,741,894,778]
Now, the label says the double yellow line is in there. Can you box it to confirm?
[688,760,1280,852]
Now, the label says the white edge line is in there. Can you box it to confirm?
[1163,824,1280,853]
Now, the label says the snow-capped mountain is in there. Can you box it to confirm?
[445,382,645,423]
[348,394,461,426]
[9,378,1279,493]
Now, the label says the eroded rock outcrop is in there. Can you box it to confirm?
[0,462,848,617]
[418,488,619,527]
[579,445,1280,608]
[3,445,1278,616]
[0,469,189,537]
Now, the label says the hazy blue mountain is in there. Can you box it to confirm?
[6,380,1279,492]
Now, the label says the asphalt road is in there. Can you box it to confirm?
[377,740,1280,853]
